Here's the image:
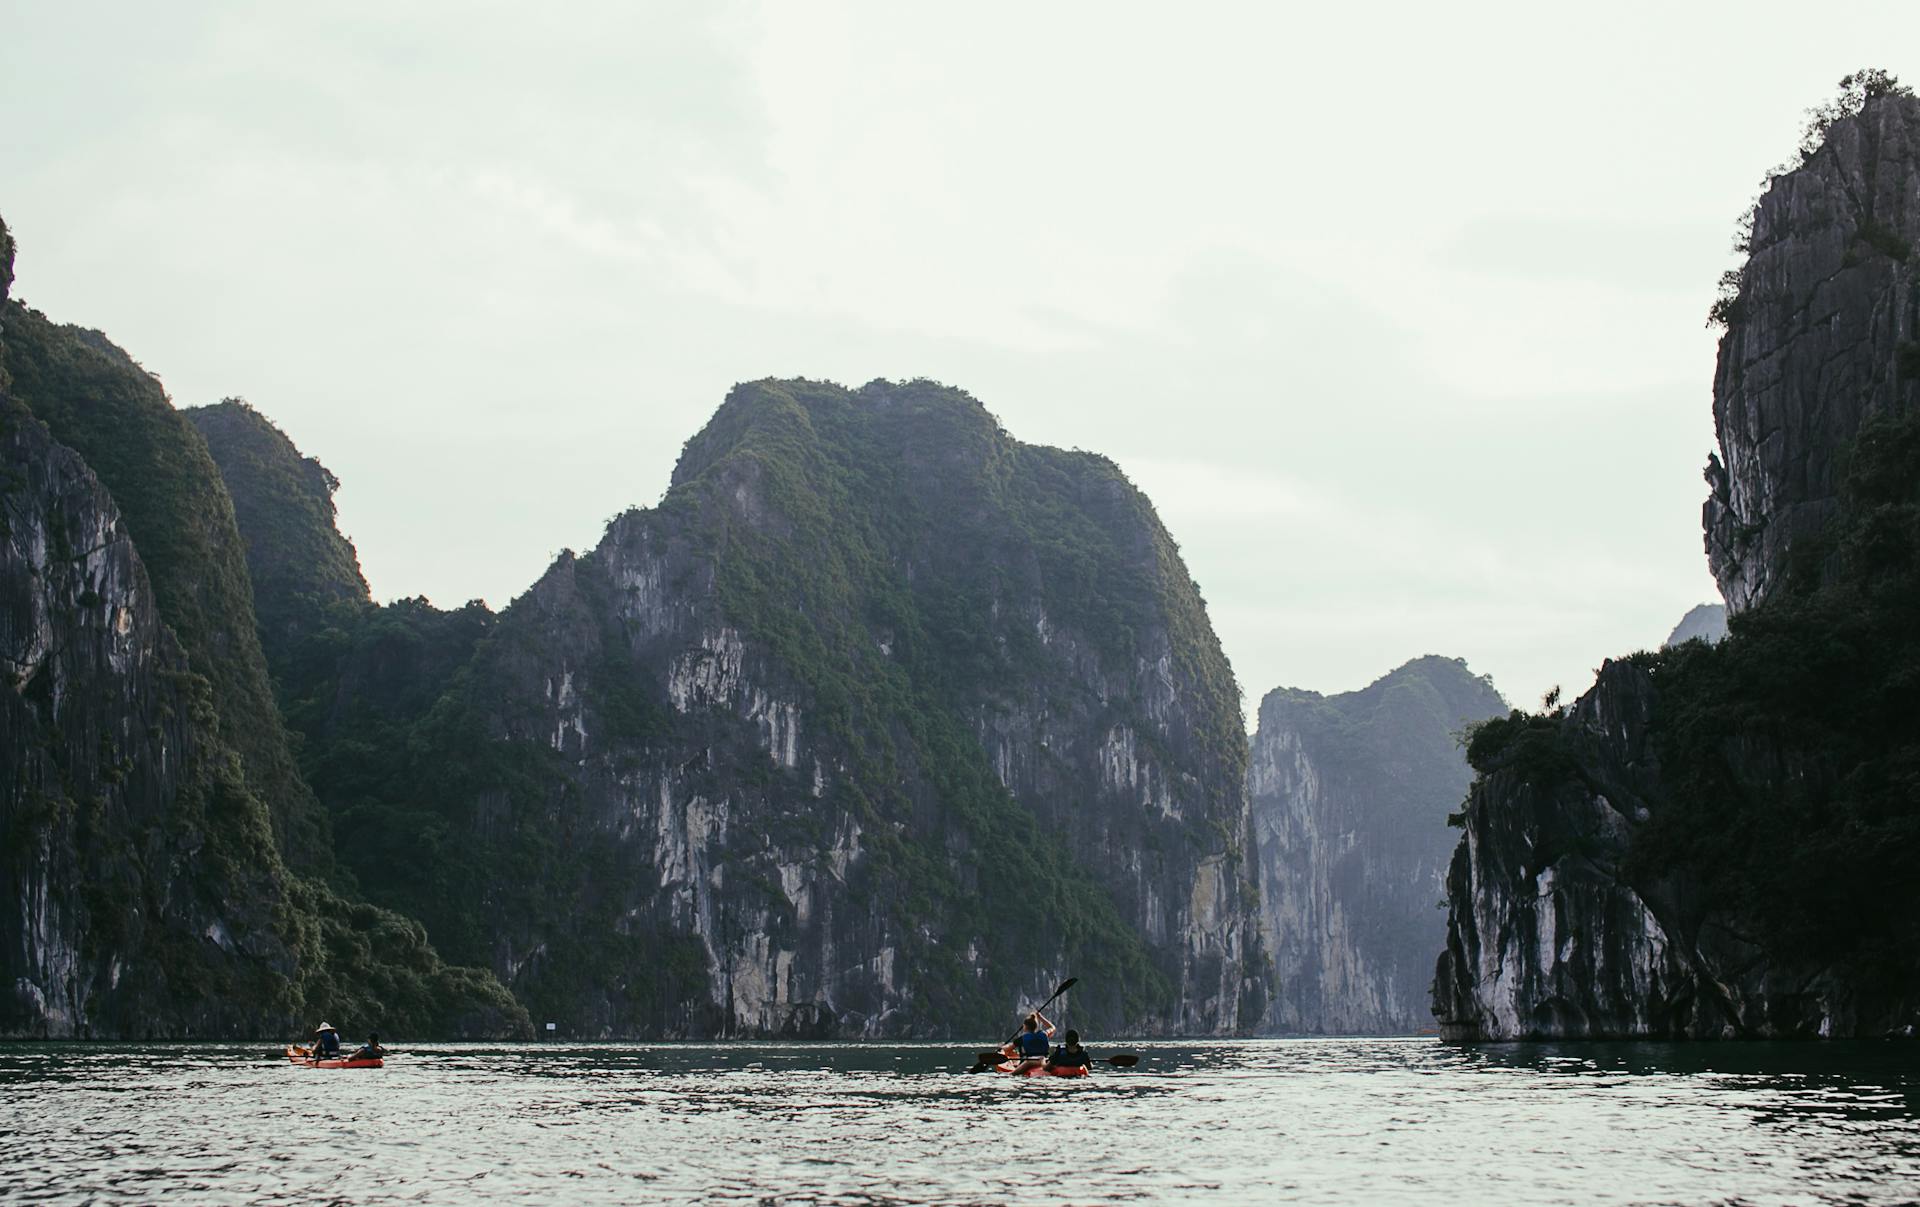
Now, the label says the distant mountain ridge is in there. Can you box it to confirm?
[1663,604,1727,647]
[1252,656,1505,1034]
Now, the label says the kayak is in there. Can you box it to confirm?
[291,1051,382,1066]
[995,1060,1089,1078]
[286,1046,383,1069]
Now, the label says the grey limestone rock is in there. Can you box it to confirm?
[0,387,297,1037]
[1431,661,1906,1040]
[1252,656,1504,1035]
[249,378,1269,1038]
[1706,93,1920,611]
[1434,88,1920,1042]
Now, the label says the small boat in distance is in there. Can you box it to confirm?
[286,1044,384,1069]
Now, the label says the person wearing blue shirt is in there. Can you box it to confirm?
[312,1023,342,1059]
[1001,1010,1056,1072]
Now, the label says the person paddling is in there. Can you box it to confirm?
[1046,1029,1091,1072]
[1001,1009,1055,1073]
[312,1022,342,1061]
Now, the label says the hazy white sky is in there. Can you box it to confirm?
[4,2,1915,717]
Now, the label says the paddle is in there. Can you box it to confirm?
[967,977,1078,1071]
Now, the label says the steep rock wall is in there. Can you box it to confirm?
[1706,91,1920,611]
[268,378,1266,1037]
[1252,657,1503,1034]
[0,302,332,864]
[0,389,298,1036]
[1432,660,1912,1040]
[0,218,528,1038]
[1436,83,1920,1043]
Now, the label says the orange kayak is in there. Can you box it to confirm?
[995,1061,1089,1078]
[286,1045,383,1069]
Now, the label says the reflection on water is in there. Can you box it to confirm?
[1,1039,1916,1204]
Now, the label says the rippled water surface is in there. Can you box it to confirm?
[3,1039,1918,1204]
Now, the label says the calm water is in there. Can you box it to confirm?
[2,1039,1917,1204]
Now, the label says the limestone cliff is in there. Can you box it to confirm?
[1,367,296,1036]
[1252,657,1503,1034]
[1434,81,1920,1041]
[0,303,331,865]
[0,218,526,1037]
[1705,88,1920,611]
[242,378,1266,1038]
[1433,646,1916,1040]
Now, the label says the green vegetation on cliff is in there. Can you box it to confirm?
[683,378,1245,783]
[1,252,528,1037]
[176,411,648,1024]
[1629,407,1920,989]
[0,304,330,865]
[184,399,369,655]
[656,378,1245,1024]
[231,377,1254,1035]
[1465,408,1920,998]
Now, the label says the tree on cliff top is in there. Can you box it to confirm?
[1710,69,1914,328]
[1797,69,1914,161]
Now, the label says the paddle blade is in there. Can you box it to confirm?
[1052,977,1078,998]
[975,1052,1005,1066]
[1106,1054,1139,1067]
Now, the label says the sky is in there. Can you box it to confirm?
[4,1,1916,720]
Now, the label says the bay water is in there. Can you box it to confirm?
[2,1038,1916,1204]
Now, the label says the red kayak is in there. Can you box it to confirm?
[995,1060,1089,1078]
[287,1046,383,1069]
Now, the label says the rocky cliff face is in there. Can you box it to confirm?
[1252,657,1503,1034]
[0,303,332,865]
[0,365,299,1037]
[0,218,526,1038]
[246,378,1266,1038]
[1435,84,1920,1042]
[1706,90,1920,611]
[1,220,291,1035]
[1433,653,1915,1040]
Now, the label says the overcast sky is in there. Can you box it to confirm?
[4,2,1915,718]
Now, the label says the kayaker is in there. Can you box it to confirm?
[1002,1010,1055,1072]
[1047,1029,1091,1072]
[312,1022,342,1060]
[349,1032,385,1062]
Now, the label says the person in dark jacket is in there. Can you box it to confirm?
[1047,1029,1091,1071]
[348,1032,385,1062]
